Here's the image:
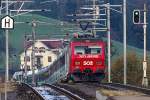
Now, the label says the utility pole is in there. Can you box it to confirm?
[24,35,27,82]
[142,4,148,87]
[5,0,9,100]
[31,20,36,86]
[104,2,122,83]
[106,3,111,83]
[92,0,96,37]
[123,0,127,85]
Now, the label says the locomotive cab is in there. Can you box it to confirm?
[68,34,106,82]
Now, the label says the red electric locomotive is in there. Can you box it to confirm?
[67,34,106,82]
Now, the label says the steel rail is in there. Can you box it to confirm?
[44,84,85,100]
[21,83,45,100]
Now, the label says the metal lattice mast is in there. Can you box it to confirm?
[24,35,27,82]
[92,0,96,36]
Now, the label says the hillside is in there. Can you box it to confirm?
[0,13,150,70]
[10,14,75,54]
[31,0,150,50]
[110,39,150,60]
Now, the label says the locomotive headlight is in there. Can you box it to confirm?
[96,61,102,65]
[75,61,80,65]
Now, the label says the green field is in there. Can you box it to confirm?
[10,14,75,54]
[110,39,150,60]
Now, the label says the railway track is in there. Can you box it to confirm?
[33,85,71,100]
[55,83,97,100]
[17,83,45,100]
[17,83,84,100]
[44,84,85,100]
[17,82,150,100]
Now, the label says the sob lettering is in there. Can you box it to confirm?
[83,61,93,66]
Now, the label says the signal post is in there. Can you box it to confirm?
[133,4,148,87]
[142,4,148,87]
[1,0,14,100]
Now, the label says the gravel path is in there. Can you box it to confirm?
[110,95,150,100]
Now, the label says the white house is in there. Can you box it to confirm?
[20,39,64,70]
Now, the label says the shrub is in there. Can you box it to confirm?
[111,52,145,85]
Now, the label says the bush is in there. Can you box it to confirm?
[111,52,145,85]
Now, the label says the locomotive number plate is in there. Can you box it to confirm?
[83,61,93,66]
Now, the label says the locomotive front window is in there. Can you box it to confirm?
[75,46,85,54]
[75,46,101,54]
[89,46,101,54]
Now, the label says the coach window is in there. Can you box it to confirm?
[48,56,52,62]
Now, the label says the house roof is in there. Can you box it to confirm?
[25,41,33,49]
[25,39,64,49]
[42,41,63,49]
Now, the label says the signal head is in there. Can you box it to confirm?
[133,10,140,24]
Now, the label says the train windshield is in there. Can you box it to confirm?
[75,46,101,55]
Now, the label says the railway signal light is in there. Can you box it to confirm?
[133,10,140,24]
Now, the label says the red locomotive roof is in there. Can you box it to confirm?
[70,39,106,46]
